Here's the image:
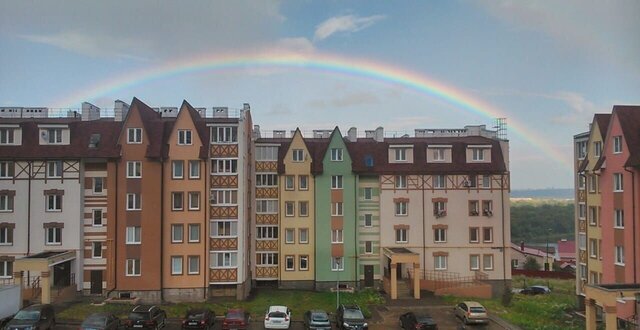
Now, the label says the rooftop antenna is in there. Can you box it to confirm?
[494,118,507,140]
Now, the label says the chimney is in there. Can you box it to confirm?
[243,103,250,111]
[374,127,384,142]
[81,102,100,121]
[347,127,357,142]
[114,100,130,122]
[253,125,261,139]
[213,107,229,118]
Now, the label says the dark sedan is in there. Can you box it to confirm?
[181,309,215,329]
[80,312,121,330]
[399,311,438,330]
[520,285,551,295]
[221,309,250,330]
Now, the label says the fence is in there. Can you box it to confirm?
[512,269,575,279]
[408,269,489,290]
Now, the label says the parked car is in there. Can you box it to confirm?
[399,311,438,330]
[222,309,250,330]
[453,301,488,325]
[336,305,368,330]
[80,312,121,330]
[4,304,55,330]
[123,305,167,329]
[181,309,215,329]
[264,305,291,329]
[303,310,331,330]
[520,285,551,295]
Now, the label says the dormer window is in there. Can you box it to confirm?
[433,148,445,161]
[395,148,406,161]
[468,145,491,163]
[472,148,485,161]
[211,126,237,144]
[47,129,62,144]
[39,125,68,145]
[390,145,412,163]
[427,145,451,163]
[127,128,142,144]
[613,136,622,154]
[178,130,192,145]
[0,128,15,145]
[330,148,343,161]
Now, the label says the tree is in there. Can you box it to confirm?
[523,256,541,271]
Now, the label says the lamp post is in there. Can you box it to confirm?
[336,258,341,309]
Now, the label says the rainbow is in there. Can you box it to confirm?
[51,49,572,170]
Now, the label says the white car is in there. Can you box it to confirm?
[264,305,291,329]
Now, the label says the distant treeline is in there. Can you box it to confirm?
[511,188,574,199]
[511,200,574,244]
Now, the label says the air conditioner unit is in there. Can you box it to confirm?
[40,130,49,141]
[462,180,471,187]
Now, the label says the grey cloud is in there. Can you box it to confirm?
[314,14,385,41]
[307,91,380,109]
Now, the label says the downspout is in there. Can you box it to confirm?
[313,174,317,291]
[354,175,359,289]
[203,158,207,300]
[421,176,426,279]
[500,174,507,288]
[107,160,119,297]
[624,167,636,282]
[27,162,32,256]
[160,158,165,302]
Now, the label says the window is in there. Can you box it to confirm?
[171,256,183,275]
[433,201,446,217]
[189,161,200,179]
[331,175,343,189]
[47,128,63,144]
[47,161,63,178]
[285,256,294,271]
[299,175,308,190]
[46,194,62,211]
[188,256,200,274]
[92,209,103,226]
[613,136,622,154]
[210,189,238,205]
[171,161,184,179]
[93,177,104,193]
[257,253,278,266]
[465,175,477,188]
[211,126,237,143]
[483,255,494,270]
[92,242,102,258]
[172,192,184,211]
[178,130,192,145]
[299,228,308,243]
[45,227,62,245]
[576,140,587,159]
[482,200,493,216]
[434,228,446,243]
[578,176,586,190]
[127,128,142,144]
[285,228,294,244]
[188,224,200,243]
[285,201,295,217]
[395,228,408,243]
[470,255,480,270]
[331,257,344,271]
[211,159,237,174]
[126,161,141,178]
[434,255,447,270]
[589,175,597,192]
[483,227,493,243]
[589,239,598,258]
[256,199,278,213]
[594,141,602,157]
[482,175,491,188]
[256,226,278,239]
[0,194,13,212]
[299,255,309,270]
[188,192,200,210]
[210,252,238,268]
[615,209,624,228]
[472,148,485,161]
[511,259,519,268]
[126,193,141,210]
[364,214,372,227]
[256,146,278,161]
[126,226,141,244]
[469,201,479,216]
[579,233,586,250]
[0,226,13,245]
[210,221,237,237]
[285,175,295,190]
[614,173,623,192]
[0,128,14,145]
[615,246,625,265]
[299,201,309,217]
[469,227,479,243]
[256,174,278,187]
[171,224,184,243]
[395,202,408,216]
[332,202,343,216]
[331,229,343,243]
[364,187,373,200]
[434,175,446,189]
[589,206,598,226]
[394,148,406,161]
[292,149,304,162]
[331,148,343,161]
[0,162,13,178]
[364,241,373,254]
[0,260,13,278]
[433,148,445,161]
[395,175,407,189]
[126,259,141,276]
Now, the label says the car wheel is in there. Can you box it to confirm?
[463,317,469,325]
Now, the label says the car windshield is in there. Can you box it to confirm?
[343,309,364,320]
[312,313,329,322]
[82,315,107,327]
[268,311,287,318]
[187,312,205,319]
[14,310,40,320]
[128,312,150,320]
[470,307,486,313]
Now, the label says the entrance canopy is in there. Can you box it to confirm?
[382,247,420,300]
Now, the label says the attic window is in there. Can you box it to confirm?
[88,134,101,148]
[364,155,374,167]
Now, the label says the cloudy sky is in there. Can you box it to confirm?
[1,1,638,189]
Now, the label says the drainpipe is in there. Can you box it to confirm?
[107,160,119,297]
[203,158,207,300]
[624,167,636,282]
[500,174,507,290]
[354,175,359,289]
[160,159,165,302]
[27,162,32,256]
[313,174,317,291]
[421,176,426,279]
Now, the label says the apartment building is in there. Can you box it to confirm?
[576,105,640,330]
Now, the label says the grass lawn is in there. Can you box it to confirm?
[57,288,384,322]
[444,276,584,330]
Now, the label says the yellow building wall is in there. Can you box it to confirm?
[586,124,603,282]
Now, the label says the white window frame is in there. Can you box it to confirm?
[172,160,184,179]
[0,162,13,178]
[92,209,103,226]
[332,202,343,216]
[395,228,408,243]
[331,148,343,161]
[472,148,485,161]
[47,128,63,144]
[127,128,142,144]
[615,209,624,228]
[171,256,183,275]
[483,254,494,270]
[177,129,192,145]
[469,227,479,243]
[615,245,625,265]
[126,161,142,178]
[126,259,141,276]
[589,239,598,258]
[594,141,602,157]
[211,126,237,144]
[331,229,344,243]
[92,241,103,258]
[395,202,408,216]
[284,175,295,190]
[126,193,141,210]
[285,255,295,271]
[331,175,343,189]
[299,201,309,217]
[364,187,373,200]
[284,201,295,217]
[434,228,446,243]
[292,149,304,162]
[299,255,309,270]
[299,228,309,243]
[613,136,622,154]
[188,256,200,274]
[171,224,184,243]
[365,241,373,254]
[188,160,200,179]
[331,257,344,271]
[256,226,278,240]
[483,227,493,243]
[470,255,480,270]
[0,195,13,212]
[433,148,446,161]
[126,226,141,244]
[395,175,407,189]
[0,226,12,245]
[188,192,200,210]
[210,189,238,206]
[93,177,104,194]
[299,175,309,190]
[0,128,15,145]
[394,148,407,161]
[211,159,237,175]
[46,194,62,212]
[210,252,238,268]
[256,146,278,161]
[47,161,63,178]
[256,199,278,213]
[45,227,62,245]
[285,228,295,244]
[589,206,598,226]
[188,224,200,243]
[210,220,238,237]
[256,173,278,187]
[482,175,491,188]
[434,175,446,189]
[614,173,623,192]
[434,255,447,270]
[172,192,184,211]
[364,214,373,227]
[0,260,12,278]
[257,253,278,266]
